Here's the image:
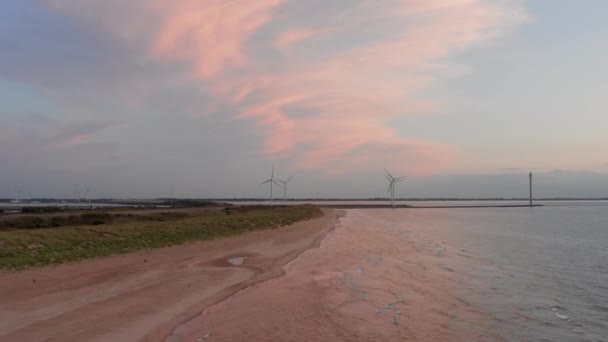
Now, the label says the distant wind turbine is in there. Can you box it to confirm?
[72,185,82,203]
[260,165,282,206]
[83,185,92,203]
[278,175,295,203]
[384,169,406,208]
[10,186,22,203]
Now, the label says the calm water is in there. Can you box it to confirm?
[396,202,608,341]
[338,201,608,341]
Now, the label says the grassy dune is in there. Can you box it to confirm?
[0,206,322,269]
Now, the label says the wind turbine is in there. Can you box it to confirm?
[260,165,282,206]
[10,186,22,203]
[384,169,406,208]
[72,185,82,203]
[278,175,295,203]
[82,185,93,203]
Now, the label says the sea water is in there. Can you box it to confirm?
[411,201,608,341]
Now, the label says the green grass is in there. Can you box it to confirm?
[0,211,194,230]
[0,206,322,269]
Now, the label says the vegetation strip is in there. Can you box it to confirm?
[0,206,321,269]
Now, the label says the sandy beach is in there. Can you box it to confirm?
[0,209,340,341]
[164,209,500,342]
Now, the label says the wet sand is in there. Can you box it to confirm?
[166,209,501,342]
[0,210,340,341]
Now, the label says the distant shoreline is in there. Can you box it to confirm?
[221,198,607,202]
[316,204,544,209]
[1,198,607,204]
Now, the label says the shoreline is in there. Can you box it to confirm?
[166,208,501,341]
[0,209,341,341]
[319,204,543,209]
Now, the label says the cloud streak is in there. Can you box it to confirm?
[152,0,284,78]
[44,0,525,175]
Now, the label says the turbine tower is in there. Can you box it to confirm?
[278,176,295,203]
[10,186,22,203]
[83,185,93,203]
[529,172,533,207]
[72,185,82,203]
[384,169,406,208]
[260,165,282,206]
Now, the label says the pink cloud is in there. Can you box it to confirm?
[152,0,284,78]
[46,0,285,79]
[49,133,91,149]
[46,0,525,175]
[275,27,336,50]
[233,0,522,174]
[43,121,114,150]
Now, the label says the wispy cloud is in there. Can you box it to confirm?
[275,28,330,50]
[44,0,525,174]
[152,0,284,78]
[47,121,114,149]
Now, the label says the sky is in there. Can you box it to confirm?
[1,0,608,199]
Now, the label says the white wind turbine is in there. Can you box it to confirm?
[82,185,93,203]
[278,175,295,203]
[384,169,406,208]
[260,165,282,206]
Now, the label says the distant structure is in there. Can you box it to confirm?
[83,185,92,203]
[9,187,22,203]
[384,169,407,208]
[260,165,282,206]
[72,184,93,203]
[529,172,533,206]
[278,176,295,203]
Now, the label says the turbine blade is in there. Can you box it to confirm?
[273,180,283,188]
[260,179,271,185]
[384,174,392,182]
[287,175,295,183]
[395,176,407,181]
[387,182,393,193]
[384,168,394,180]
